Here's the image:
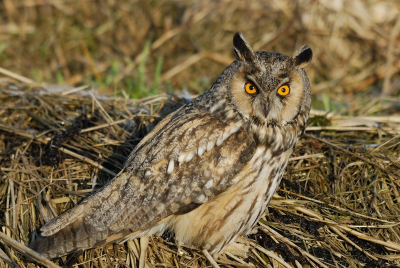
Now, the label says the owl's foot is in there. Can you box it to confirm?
[222,239,250,259]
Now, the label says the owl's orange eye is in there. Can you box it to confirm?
[244,82,258,95]
[277,85,290,96]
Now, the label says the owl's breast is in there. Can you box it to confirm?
[169,144,293,255]
[240,145,294,232]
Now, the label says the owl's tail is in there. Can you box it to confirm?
[30,218,109,259]
[29,172,140,259]
[30,216,145,260]
[29,172,154,259]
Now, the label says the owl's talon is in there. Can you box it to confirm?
[222,242,250,259]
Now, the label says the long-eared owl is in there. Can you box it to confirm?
[31,32,313,260]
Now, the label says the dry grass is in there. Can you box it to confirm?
[0,0,399,98]
[1,0,400,267]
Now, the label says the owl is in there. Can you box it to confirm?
[30,32,312,264]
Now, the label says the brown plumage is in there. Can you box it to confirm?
[30,32,313,259]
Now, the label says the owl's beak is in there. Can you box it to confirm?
[263,106,270,118]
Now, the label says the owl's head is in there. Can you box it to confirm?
[224,32,312,129]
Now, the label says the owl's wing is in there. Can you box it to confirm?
[33,106,256,258]
[109,108,256,231]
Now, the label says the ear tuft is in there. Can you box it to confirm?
[233,32,257,63]
[293,45,313,68]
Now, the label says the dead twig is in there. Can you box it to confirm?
[0,232,61,268]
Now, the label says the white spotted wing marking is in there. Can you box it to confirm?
[197,145,206,156]
[207,141,215,152]
[185,152,195,162]
[167,160,174,174]
[204,179,214,189]
[178,122,243,164]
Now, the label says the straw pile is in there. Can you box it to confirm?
[0,74,400,267]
